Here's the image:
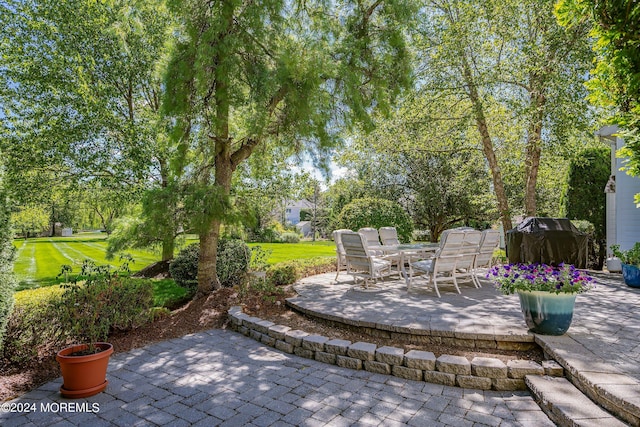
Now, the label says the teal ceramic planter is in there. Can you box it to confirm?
[517,291,577,335]
[622,264,640,288]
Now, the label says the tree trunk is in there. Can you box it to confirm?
[159,159,175,262]
[524,84,545,217]
[50,205,55,237]
[197,218,220,296]
[461,60,513,232]
[196,154,233,297]
[524,133,541,217]
[430,225,443,243]
[161,234,174,261]
[195,12,233,297]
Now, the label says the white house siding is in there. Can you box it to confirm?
[600,125,640,252]
[615,135,640,250]
[285,207,302,225]
[285,200,314,225]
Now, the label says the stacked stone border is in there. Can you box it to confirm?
[228,306,563,391]
[287,298,537,352]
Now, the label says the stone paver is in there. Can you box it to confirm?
[11,270,636,425]
[292,271,640,384]
[1,329,550,426]
[292,271,640,423]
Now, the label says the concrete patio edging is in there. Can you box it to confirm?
[228,306,562,392]
[536,334,640,426]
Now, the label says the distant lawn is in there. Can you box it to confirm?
[246,241,335,264]
[13,232,162,290]
[13,233,336,290]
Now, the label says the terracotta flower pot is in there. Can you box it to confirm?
[56,342,113,398]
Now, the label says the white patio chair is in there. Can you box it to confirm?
[341,231,392,288]
[332,229,352,281]
[454,230,482,288]
[409,230,465,297]
[472,229,500,288]
[379,226,427,278]
[379,227,401,246]
[358,227,384,256]
[377,226,403,276]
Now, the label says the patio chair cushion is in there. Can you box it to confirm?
[412,259,433,273]
[371,257,392,270]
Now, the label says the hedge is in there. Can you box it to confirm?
[2,277,154,366]
[266,256,335,286]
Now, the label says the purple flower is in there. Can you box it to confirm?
[489,262,595,295]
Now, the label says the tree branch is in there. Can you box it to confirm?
[230,85,288,168]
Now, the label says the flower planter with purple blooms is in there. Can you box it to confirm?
[488,263,594,335]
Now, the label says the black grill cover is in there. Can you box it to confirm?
[505,217,588,268]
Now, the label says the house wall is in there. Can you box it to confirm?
[615,135,640,250]
[601,125,640,252]
[286,207,302,225]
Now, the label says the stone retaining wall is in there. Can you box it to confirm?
[228,307,563,391]
[288,302,537,351]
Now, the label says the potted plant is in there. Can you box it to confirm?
[488,263,594,335]
[54,260,129,398]
[610,244,640,287]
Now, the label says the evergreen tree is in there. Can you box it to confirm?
[164,0,416,296]
[563,146,610,268]
[0,162,17,351]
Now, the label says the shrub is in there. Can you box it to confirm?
[267,264,297,286]
[0,272,15,353]
[240,277,284,303]
[2,271,154,364]
[280,232,301,243]
[248,220,285,243]
[170,239,251,289]
[54,262,154,345]
[571,220,599,269]
[250,246,271,271]
[562,147,609,268]
[266,257,335,286]
[2,286,64,364]
[335,198,413,242]
[0,178,16,352]
[169,244,200,291]
[293,257,337,278]
[571,220,595,236]
[217,239,250,287]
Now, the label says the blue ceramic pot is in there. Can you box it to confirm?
[622,264,640,288]
[517,291,576,335]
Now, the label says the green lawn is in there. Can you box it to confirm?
[13,233,335,290]
[246,241,335,264]
[13,232,164,290]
